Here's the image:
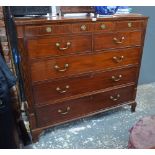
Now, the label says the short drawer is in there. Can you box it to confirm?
[31,47,141,82]
[27,34,92,59]
[31,53,93,82]
[36,85,135,127]
[33,66,138,106]
[95,22,115,32]
[25,24,72,36]
[72,23,94,33]
[115,20,143,31]
[94,31,142,51]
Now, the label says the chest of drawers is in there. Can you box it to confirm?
[14,14,148,142]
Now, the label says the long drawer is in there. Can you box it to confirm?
[36,85,135,127]
[94,31,142,51]
[33,66,138,107]
[27,34,92,59]
[31,47,141,82]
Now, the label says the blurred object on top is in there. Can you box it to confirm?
[94,6,119,15]
[116,6,132,14]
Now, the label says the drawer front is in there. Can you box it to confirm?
[31,47,140,82]
[94,31,142,51]
[36,85,135,127]
[93,47,140,71]
[31,54,93,82]
[36,95,92,127]
[72,23,94,33]
[92,85,135,108]
[27,35,92,59]
[33,67,138,106]
[95,22,115,32]
[115,21,143,31]
[25,24,72,36]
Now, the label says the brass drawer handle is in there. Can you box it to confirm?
[56,42,71,51]
[54,64,69,72]
[110,94,120,101]
[81,25,87,31]
[100,24,106,30]
[113,36,125,44]
[113,56,124,63]
[128,22,132,28]
[46,26,52,33]
[56,85,70,94]
[111,75,122,82]
[58,106,71,115]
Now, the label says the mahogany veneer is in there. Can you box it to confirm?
[13,13,148,142]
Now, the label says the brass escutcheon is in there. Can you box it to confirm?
[81,25,87,31]
[128,22,132,28]
[46,26,52,32]
[100,24,106,29]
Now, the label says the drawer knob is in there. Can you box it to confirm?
[113,36,125,44]
[113,56,124,63]
[58,106,71,115]
[81,25,87,31]
[54,64,69,72]
[100,24,106,29]
[128,22,132,28]
[56,42,71,51]
[56,85,70,94]
[46,27,52,33]
[110,94,120,101]
[111,75,122,82]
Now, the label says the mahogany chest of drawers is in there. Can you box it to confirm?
[14,14,148,142]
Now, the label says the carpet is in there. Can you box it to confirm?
[26,82,155,149]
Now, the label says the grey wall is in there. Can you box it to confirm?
[132,7,155,84]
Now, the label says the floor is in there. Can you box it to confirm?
[26,82,155,149]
